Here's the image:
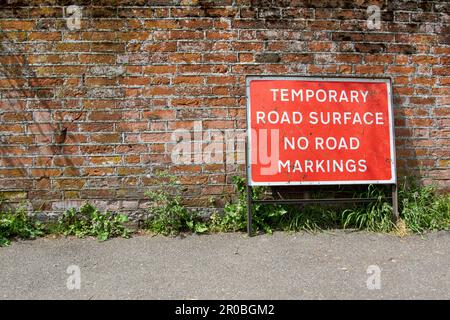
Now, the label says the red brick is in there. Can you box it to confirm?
[143,110,175,120]
[355,65,385,74]
[90,42,125,52]
[238,53,254,63]
[31,169,61,177]
[169,30,203,40]
[179,19,213,29]
[119,77,151,86]
[169,53,202,63]
[91,133,121,144]
[54,179,86,189]
[141,133,171,142]
[336,54,362,64]
[0,124,24,133]
[204,54,237,63]
[85,167,114,176]
[80,145,115,154]
[386,66,415,74]
[413,77,436,86]
[55,43,90,52]
[117,167,145,176]
[28,32,61,41]
[206,31,237,40]
[407,118,433,127]
[308,42,333,52]
[173,76,203,85]
[0,169,27,177]
[207,76,236,85]
[80,54,116,64]
[85,78,117,86]
[143,86,175,96]
[283,54,314,63]
[124,155,140,164]
[145,20,178,29]
[364,55,394,64]
[412,56,439,64]
[433,108,449,117]
[2,112,32,121]
[89,112,122,121]
[433,67,450,76]
[143,65,177,74]
[203,120,234,129]
[410,97,435,105]
[0,20,34,30]
[143,42,177,52]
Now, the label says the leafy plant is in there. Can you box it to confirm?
[55,203,131,241]
[0,205,44,246]
[210,176,287,234]
[144,173,207,236]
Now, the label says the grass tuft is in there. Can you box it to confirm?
[212,176,449,235]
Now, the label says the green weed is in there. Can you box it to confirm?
[144,173,207,236]
[210,176,287,234]
[0,204,44,247]
[55,203,131,241]
[399,178,450,233]
[214,176,449,235]
[1,176,448,244]
[341,185,395,232]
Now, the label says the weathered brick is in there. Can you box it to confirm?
[143,65,176,74]
[89,112,122,121]
[0,20,34,30]
[91,133,122,144]
[255,53,281,63]
[54,179,86,189]
[0,169,27,177]
[173,76,204,85]
[169,53,202,63]
[355,65,385,74]
[387,66,415,74]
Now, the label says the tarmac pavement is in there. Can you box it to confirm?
[0,230,449,299]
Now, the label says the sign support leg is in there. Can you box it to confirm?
[391,184,399,222]
[245,137,253,237]
[247,184,253,237]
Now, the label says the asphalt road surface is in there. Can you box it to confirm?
[0,230,449,299]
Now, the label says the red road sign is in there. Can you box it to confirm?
[246,76,396,186]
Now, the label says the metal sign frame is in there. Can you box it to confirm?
[245,75,398,236]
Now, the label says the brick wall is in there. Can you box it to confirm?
[0,0,448,217]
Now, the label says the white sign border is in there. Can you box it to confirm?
[246,75,397,186]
